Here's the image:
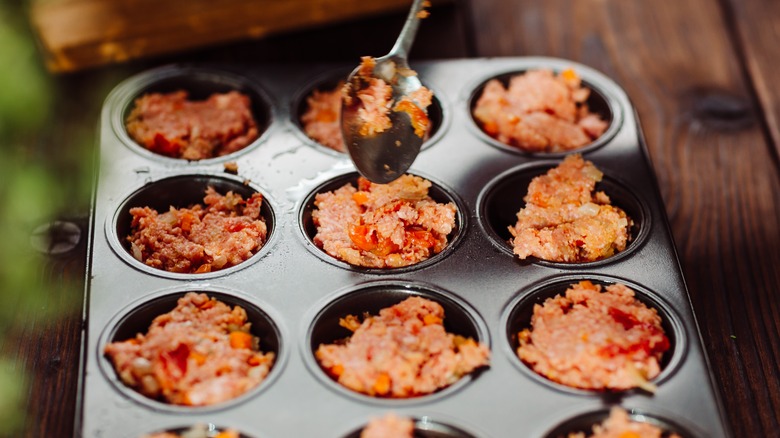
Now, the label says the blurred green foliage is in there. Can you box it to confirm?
[0,0,81,434]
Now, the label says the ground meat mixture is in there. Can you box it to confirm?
[343,57,433,139]
[105,292,275,406]
[473,68,608,152]
[312,174,456,268]
[361,413,414,438]
[302,78,434,152]
[509,154,631,263]
[517,281,670,392]
[316,296,490,398]
[142,424,240,438]
[568,407,682,438]
[126,90,259,160]
[128,187,267,274]
[301,82,347,152]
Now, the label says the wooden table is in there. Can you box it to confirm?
[6,0,779,436]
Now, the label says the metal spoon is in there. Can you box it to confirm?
[341,0,429,184]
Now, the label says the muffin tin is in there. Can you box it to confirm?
[80,57,730,437]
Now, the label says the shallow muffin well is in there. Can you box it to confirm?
[111,66,273,162]
[306,281,490,403]
[99,289,283,412]
[542,407,696,438]
[109,174,275,279]
[299,171,466,273]
[140,424,256,438]
[503,275,685,395]
[478,160,649,267]
[468,69,621,156]
[343,415,478,438]
[292,70,446,154]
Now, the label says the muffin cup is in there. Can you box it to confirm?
[298,171,467,274]
[108,65,274,164]
[502,274,686,396]
[107,173,276,279]
[98,287,284,413]
[541,407,699,438]
[304,280,490,405]
[477,160,650,268]
[343,415,480,438]
[466,67,622,157]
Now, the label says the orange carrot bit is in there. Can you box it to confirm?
[195,297,216,309]
[352,191,370,206]
[229,331,254,349]
[561,68,579,82]
[194,264,212,274]
[423,314,442,326]
[179,212,195,232]
[482,121,499,135]
[339,314,362,332]
[215,432,239,438]
[330,364,345,377]
[618,433,642,438]
[373,372,391,395]
[348,224,378,251]
[189,351,207,365]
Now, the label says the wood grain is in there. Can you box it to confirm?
[722,0,780,159]
[466,0,780,436]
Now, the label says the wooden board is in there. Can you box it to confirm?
[29,0,446,72]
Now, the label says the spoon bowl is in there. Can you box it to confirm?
[341,0,430,184]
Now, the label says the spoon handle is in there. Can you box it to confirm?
[388,0,427,61]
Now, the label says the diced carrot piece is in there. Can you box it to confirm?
[561,68,579,82]
[373,373,391,395]
[482,121,499,135]
[423,314,442,326]
[348,224,378,251]
[352,191,370,206]
[229,331,254,349]
[189,351,207,365]
[331,364,344,377]
[194,264,212,274]
[618,433,641,438]
[179,212,194,232]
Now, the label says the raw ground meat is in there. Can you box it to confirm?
[105,292,275,406]
[312,174,456,268]
[473,69,608,152]
[301,82,347,152]
[517,281,670,391]
[360,413,414,438]
[343,57,433,139]
[126,90,259,160]
[509,154,631,263]
[316,296,490,398]
[128,187,267,274]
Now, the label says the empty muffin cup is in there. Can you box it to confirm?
[542,407,697,438]
[108,174,275,279]
[468,67,621,156]
[109,65,273,162]
[99,288,283,413]
[306,280,490,403]
[292,70,447,155]
[477,160,649,268]
[502,275,685,395]
[299,171,467,273]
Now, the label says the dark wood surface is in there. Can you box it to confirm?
[5,0,779,436]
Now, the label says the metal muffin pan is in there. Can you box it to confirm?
[80,57,730,437]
